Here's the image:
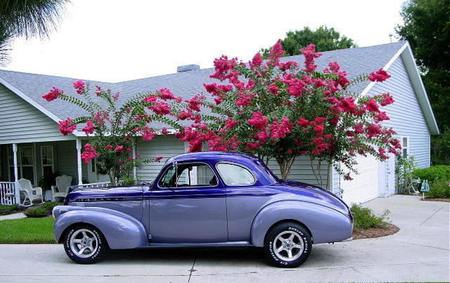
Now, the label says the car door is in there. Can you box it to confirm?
[146,161,228,243]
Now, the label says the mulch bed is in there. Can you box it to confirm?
[422,198,450,202]
[353,223,399,240]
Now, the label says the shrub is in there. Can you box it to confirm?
[24,201,62,218]
[0,204,19,216]
[426,179,450,198]
[41,201,61,211]
[24,206,50,218]
[413,165,450,182]
[351,204,389,230]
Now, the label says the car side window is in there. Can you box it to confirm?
[158,162,218,189]
[216,163,255,186]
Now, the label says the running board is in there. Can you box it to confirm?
[144,241,252,248]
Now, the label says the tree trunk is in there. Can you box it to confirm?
[276,156,295,181]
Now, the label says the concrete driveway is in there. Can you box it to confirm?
[0,195,448,283]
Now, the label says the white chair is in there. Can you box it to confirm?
[51,175,72,201]
[18,178,43,206]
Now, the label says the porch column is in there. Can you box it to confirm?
[76,139,83,185]
[12,143,20,203]
[132,140,137,181]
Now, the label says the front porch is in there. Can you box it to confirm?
[0,140,111,205]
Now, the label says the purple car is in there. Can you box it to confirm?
[53,152,353,267]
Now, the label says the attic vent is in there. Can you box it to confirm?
[177,64,200,72]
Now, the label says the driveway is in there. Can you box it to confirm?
[0,195,448,283]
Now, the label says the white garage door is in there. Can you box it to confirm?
[341,155,381,205]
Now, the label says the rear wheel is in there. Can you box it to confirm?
[63,224,108,264]
[264,222,312,267]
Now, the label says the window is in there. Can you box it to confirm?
[41,145,54,178]
[401,136,409,158]
[216,163,255,186]
[158,163,218,188]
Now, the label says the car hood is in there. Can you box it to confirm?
[269,180,350,215]
[65,186,144,204]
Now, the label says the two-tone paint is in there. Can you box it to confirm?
[54,152,353,250]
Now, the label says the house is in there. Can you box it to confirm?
[0,41,439,205]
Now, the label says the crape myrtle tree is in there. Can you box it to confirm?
[42,82,170,185]
[159,41,401,187]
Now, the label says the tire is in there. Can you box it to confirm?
[264,222,312,268]
[63,224,108,264]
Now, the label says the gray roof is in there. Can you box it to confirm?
[0,41,407,123]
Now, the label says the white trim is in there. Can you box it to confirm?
[400,44,440,135]
[76,139,83,185]
[359,42,408,97]
[359,42,439,135]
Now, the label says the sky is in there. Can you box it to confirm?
[3,0,406,82]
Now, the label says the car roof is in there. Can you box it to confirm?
[167,151,259,164]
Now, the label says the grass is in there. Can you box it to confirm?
[0,217,55,244]
[351,204,389,230]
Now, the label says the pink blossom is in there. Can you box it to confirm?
[154,155,164,162]
[246,142,260,150]
[366,99,380,112]
[297,117,310,127]
[143,95,157,103]
[270,117,292,139]
[251,52,263,67]
[142,127,155,141]
[159,88,176,100]
[42,87,63,101]
[82,120,95,135]
[256,130,268,142]
[225,118,238,129]
[150,101,171,115]
[368,69,391,82]
[375,111,390,122]
[268,84,279,95]
[210,55,238,81]
[287,79,305,97]
[301,44,321,72]
[268,40,284,65]
[81,144,98,164]
[380,93,395,106]
[177,110,192,120]
[236,93,254,107]
[114,145,125,152]
[104,145,114,151]
[58,118,76,136]
[187,95,203,112]
[367,124,382,138]
[248,112,268,129]
[161,128,169,135]
[340,97,357,113]
[279,61,298,71]
[73,80,86,95]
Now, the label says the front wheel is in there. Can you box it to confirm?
[264,222,312,268]
[63,224,108,264]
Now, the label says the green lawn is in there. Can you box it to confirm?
[0,217,55,244]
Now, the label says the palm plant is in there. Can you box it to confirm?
[0,0,68,64]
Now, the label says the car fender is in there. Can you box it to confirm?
[250,200,352,247]
[53,205,148,249]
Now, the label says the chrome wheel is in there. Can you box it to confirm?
[69,228,99,258]
[272,230,305,262]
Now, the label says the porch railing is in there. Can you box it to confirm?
[0,181,19,205]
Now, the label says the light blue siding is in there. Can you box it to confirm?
[0,84,74,144]
[369,56,431,168]
[136,136,186,182]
